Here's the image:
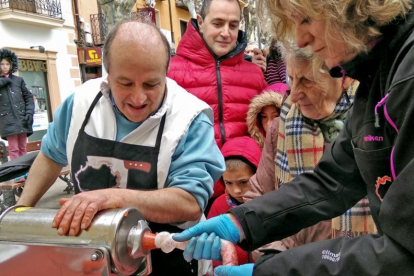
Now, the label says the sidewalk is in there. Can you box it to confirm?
[36,177,73,208]
[0,177,73,210]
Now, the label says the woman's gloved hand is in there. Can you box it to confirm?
[183,232,222,262]
[173,214,240,243]
[173,214,240,261]
[214,263,254,276]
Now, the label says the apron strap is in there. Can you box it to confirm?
[80,91,103,131]
[155,114,166,149]
[79,91,166,149]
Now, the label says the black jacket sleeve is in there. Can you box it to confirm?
[252,233,414,275]
[249,155,414,275]
[20,78,34,116]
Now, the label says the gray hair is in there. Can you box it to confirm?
[247,41,259,47]
[280,40,313,62]
[103,19,171,73]
[282,40,329,83]
[283,39,328,75]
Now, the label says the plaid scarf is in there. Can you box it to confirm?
[275,81,357,186]
[331,197,377,238]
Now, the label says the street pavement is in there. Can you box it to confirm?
[35,177,74,209]
[0,177,74,210]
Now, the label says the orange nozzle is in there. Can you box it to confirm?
[142,231,157,251]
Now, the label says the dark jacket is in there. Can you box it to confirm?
[0,50,34,139]
[230,9,414,275]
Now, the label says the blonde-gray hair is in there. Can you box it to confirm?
[262,0,412,56]
[281,40,329,81]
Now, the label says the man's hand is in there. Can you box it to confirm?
[52,189,121,236]
[252,48,266,72]
[214,263,254,276]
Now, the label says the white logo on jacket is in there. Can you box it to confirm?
[322,250,341,262]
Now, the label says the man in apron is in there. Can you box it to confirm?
[17,20,225,275]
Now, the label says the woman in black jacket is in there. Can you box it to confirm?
[0,48,34,159]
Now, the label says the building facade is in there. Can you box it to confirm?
[0,0,79,142]
[73,0,192,81]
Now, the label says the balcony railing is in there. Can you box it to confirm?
[90,9,156,46]
[0,0,62,19]
[90,13,107,46]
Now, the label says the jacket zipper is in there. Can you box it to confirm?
[374,92,399,181]
[216,60,226,146]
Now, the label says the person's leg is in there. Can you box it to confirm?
[17,133,27,157]
[7,135,19,160]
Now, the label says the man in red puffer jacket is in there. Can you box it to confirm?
[168,0,267,206]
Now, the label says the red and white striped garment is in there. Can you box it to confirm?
[264,56,286,85]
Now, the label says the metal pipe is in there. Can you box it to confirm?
[167,0,175,47]
[255,0,261,50]
[72,0,87,83]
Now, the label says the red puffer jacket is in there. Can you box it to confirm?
[168,19,267,149]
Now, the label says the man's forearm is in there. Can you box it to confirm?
[17,152,63,206]
[110,187,202,223]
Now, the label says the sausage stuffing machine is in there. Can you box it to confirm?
[0,206,152,276]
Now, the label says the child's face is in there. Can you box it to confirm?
[223,168,253,203]
[261,105,279,133]
[1,59,11,76]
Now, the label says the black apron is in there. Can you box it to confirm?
[71,92,198,275]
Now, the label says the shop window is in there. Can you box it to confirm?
[180,20,188,38]
[155,10,161,28]
[85,66,102,81]
[18,59,51,142]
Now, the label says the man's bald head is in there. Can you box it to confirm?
[103,20,170,73]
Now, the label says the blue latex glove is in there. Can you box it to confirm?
[183,232,222,262]
[173,214,240,243]
[214,263,254,276]
[173,215,240,262]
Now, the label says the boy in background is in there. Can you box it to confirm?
[207,136,261,268]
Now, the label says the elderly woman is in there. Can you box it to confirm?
[173,0,414,275]
[245,45,376,256]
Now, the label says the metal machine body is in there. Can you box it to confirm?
[0,206,152,276]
